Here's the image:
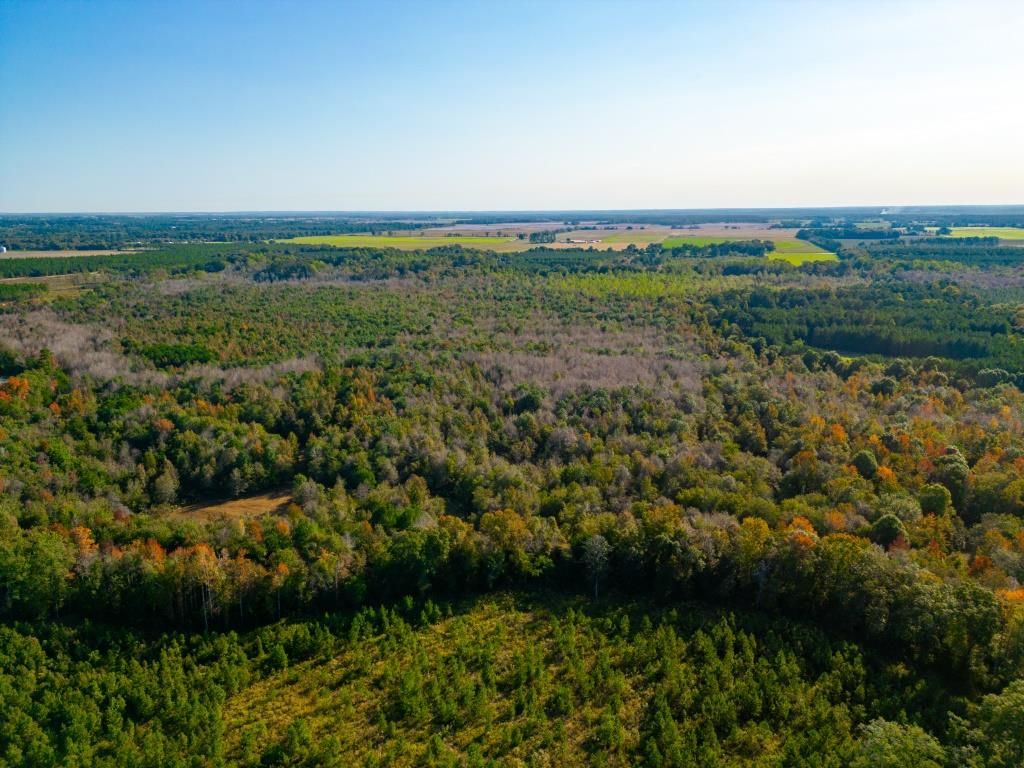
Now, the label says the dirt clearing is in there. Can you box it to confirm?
[169,489,293,522]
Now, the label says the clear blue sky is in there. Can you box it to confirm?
[1,0,1021,212]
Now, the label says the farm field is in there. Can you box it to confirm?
[767,250,838,264]
[279,234,527,252]
[662,224,836,262]
[948,226,1024,240]
[283,230,674,252]
[282,224,837,258]
[568,227,672,245]
[662,235,748,248]
[768,238,838,263]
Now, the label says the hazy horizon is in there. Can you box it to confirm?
[4,204,1024,217]
[2,0,1022,213]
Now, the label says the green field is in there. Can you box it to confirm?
[769,238,837,263]
[661,235,747,248]
[598,230,673,244]
[282,230,844,259]
[948,226,1024,240]
[662,234,836,264]
[767,250,838,265]
[281,234,525,252]
[772,239,826,253]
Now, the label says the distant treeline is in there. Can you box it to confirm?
[864,241,1024,266]
[0,215,435,250]
[5,207,1024,250]
[0,244,241,277]
[798,227,900,240]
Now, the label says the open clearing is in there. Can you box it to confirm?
[662,224,836,261]
[662,235,749,248]
[948,227,1024,240]
[281,223,838,258]
[0,272,106,297]
[168,489,292,522]
[549,229,670,249]
[283,230,665,252]
[767,251,839,265]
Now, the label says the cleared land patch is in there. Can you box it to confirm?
[586,229,672,244]
[661,224,828,251]
[662,235,747,248]
[168,489,292,522]
[280,223,843,258]
[769,239,837,262]
[662,226,837,263]
[767,251,839,265]
[948,227,1024,240]
[0,272,106,297]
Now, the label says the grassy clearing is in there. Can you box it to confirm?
[597,230,673,244]
[948,227,1024,240]
[279,234,526,252]
[661,233,836,264]
[768,237,836,263]
[772,239,826,254]
[287,230,670,253]
[0,272,106,297]
[281,225,845,255]
[661,235,747,248]
[168,489,292,522]
[767,251,838,265]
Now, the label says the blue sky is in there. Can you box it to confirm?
[1,0,1021,212]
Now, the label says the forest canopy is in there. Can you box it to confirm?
[1,214,1024,766]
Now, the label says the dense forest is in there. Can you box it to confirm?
[1,222,1024,765]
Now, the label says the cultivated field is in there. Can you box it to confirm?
[767,250,839,265]
[280,234,527,252]
[662,224,837,263]
[948,226,1024,240]
[558,227,671,246]
[280,223,838,260]
[661,235,748,247]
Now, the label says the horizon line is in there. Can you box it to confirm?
[3,203,1024,217]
